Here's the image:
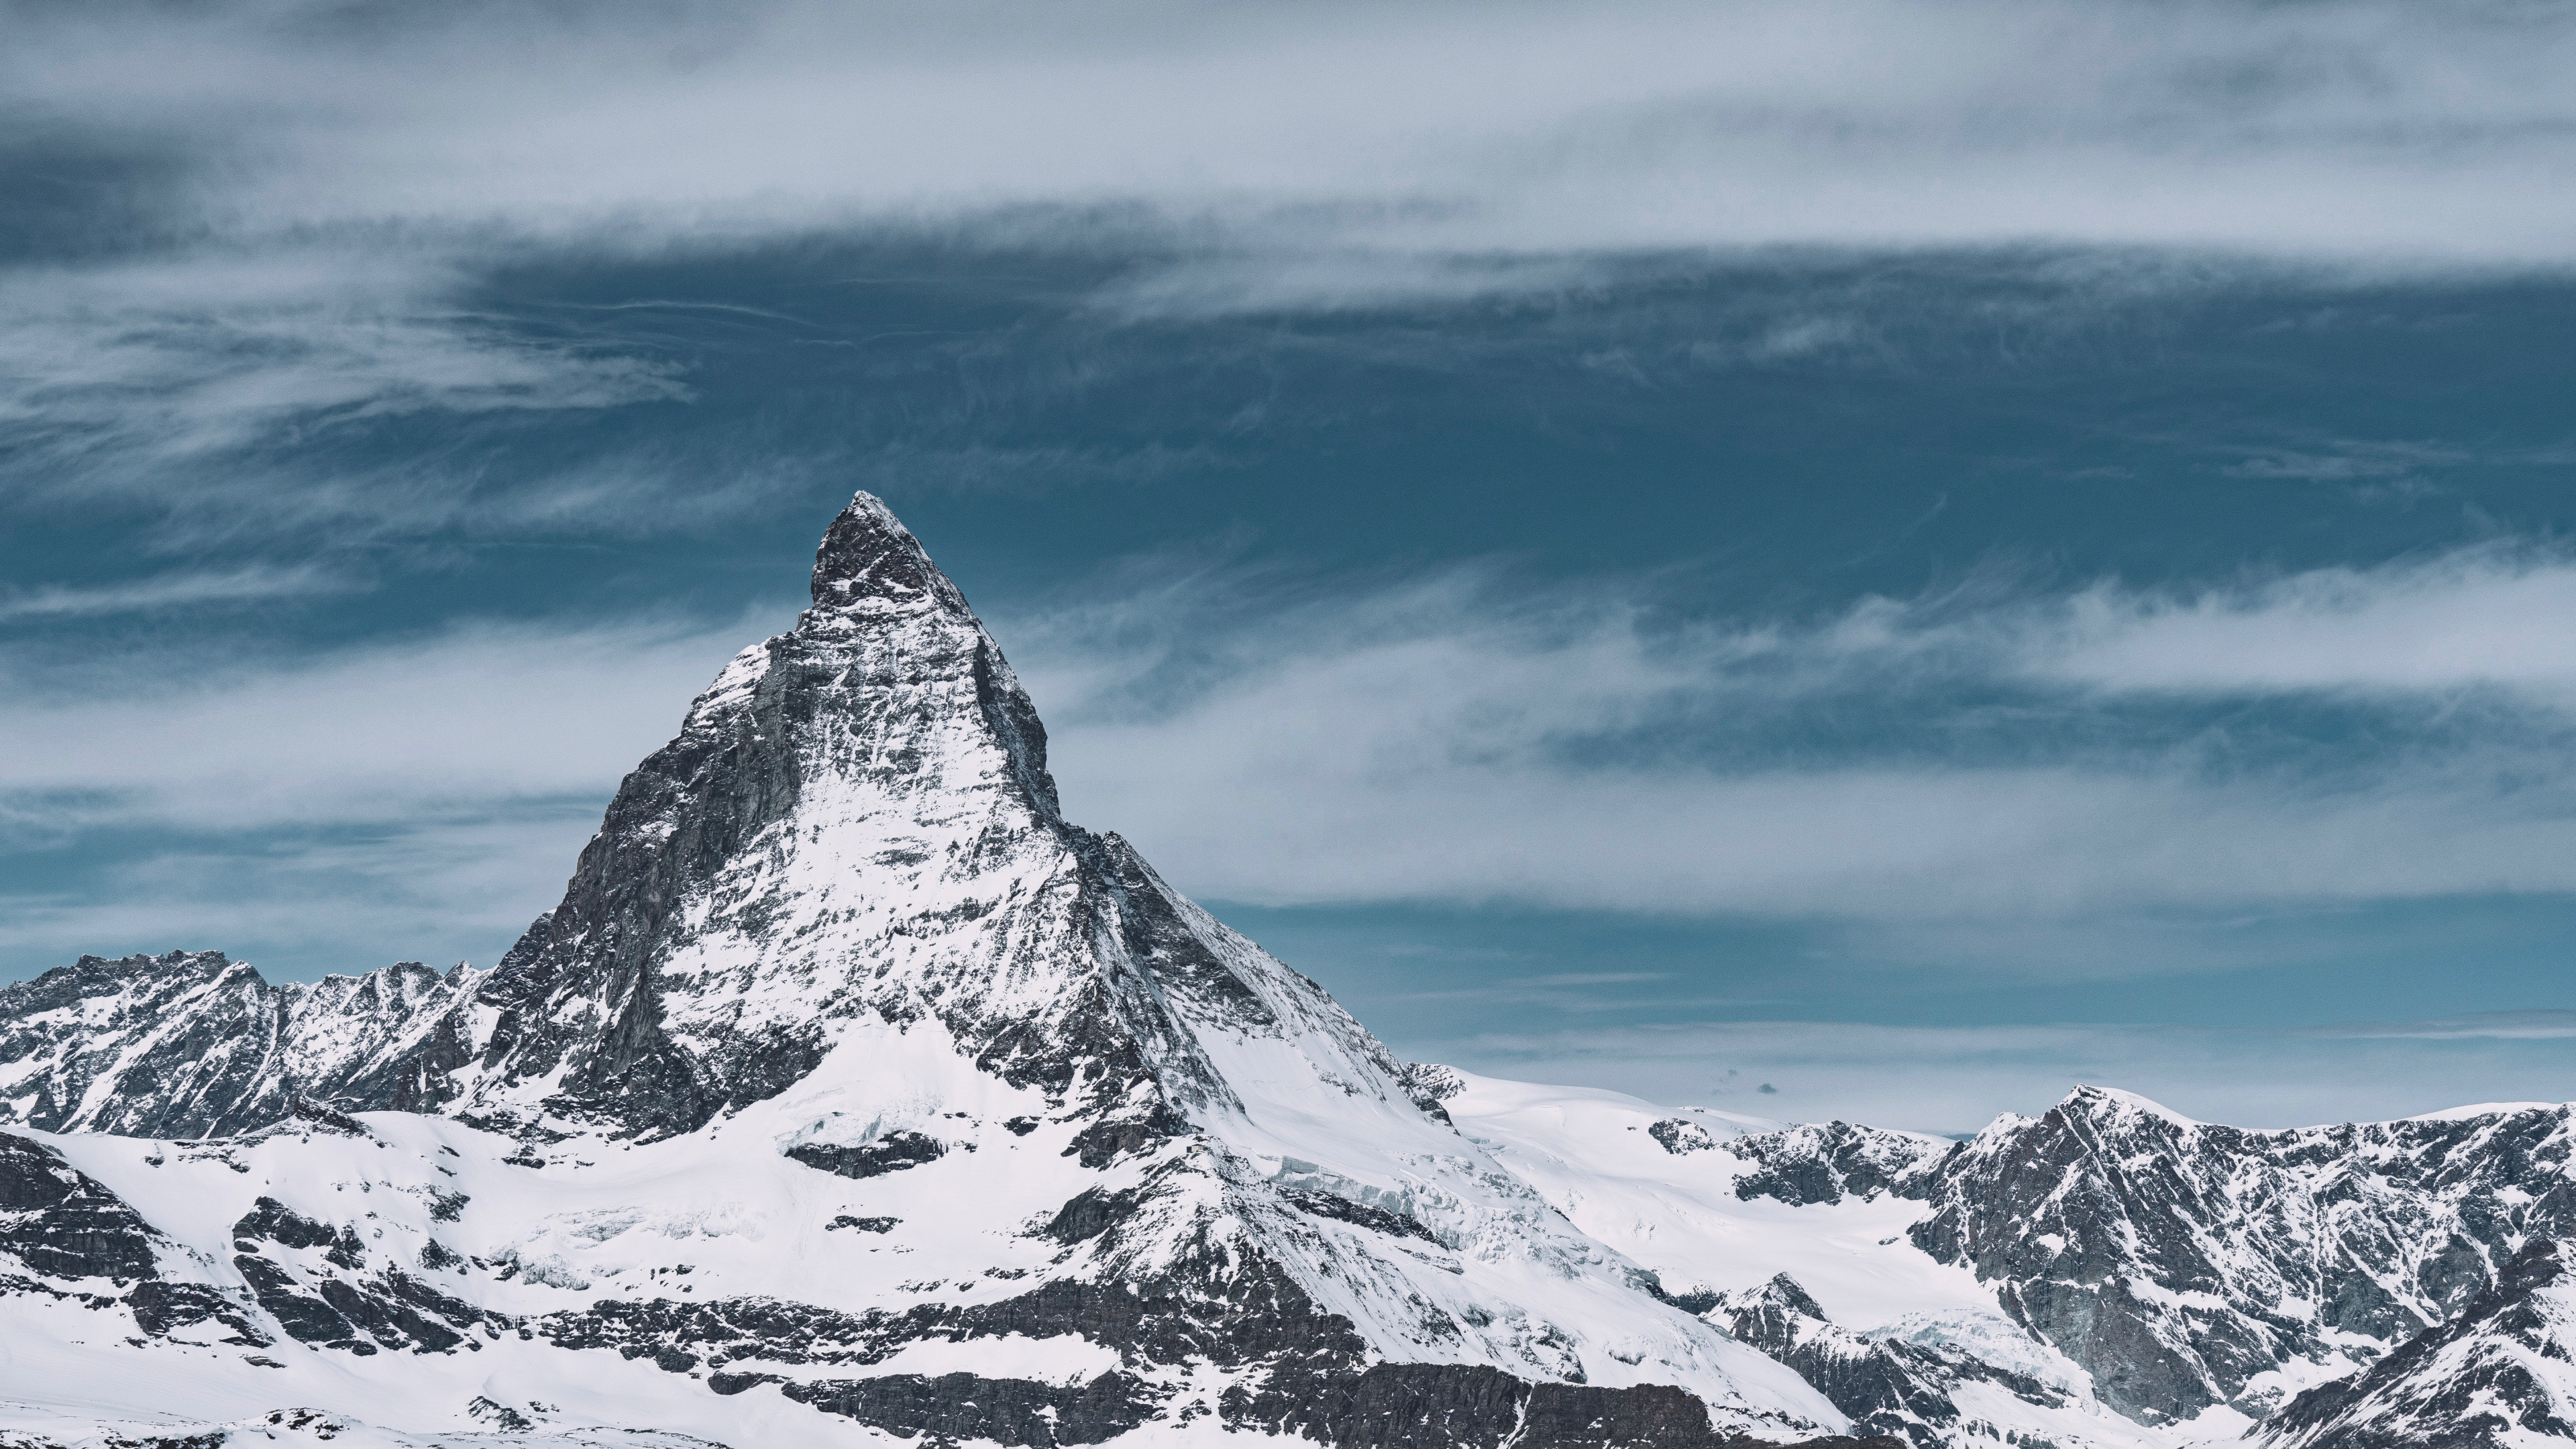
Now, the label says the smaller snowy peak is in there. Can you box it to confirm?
[2265,1237,2576,1448]
[1909,1088,2576,1427]
[1727,1122,1953,1208]
[0,953,482,1138]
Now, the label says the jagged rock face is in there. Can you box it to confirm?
[0,953,478,1137]
[1444,1068,2576,1448]
[1906,1087,2576,1424]
[2265,1238,2576,1449]
[1726,1122,1949,1208]
[0,1130,270,1349]
[469,494,1108,1137]
[1715,1275,2077,1449]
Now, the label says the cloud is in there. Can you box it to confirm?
[0,564,347,623]
[13,534,2576,985]
[0,244,691,524]
[15,0,2576,272]
[1417,1017,2576,1135]
[1011,541,2576,924]
[2306,1010,2576,1041]
[0,616,764,837]
[2033,545,2576,700]
[0,813,600,977]
[6,0,2574,540]
[0,612,772,977]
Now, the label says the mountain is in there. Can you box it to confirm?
[0,494,1855,1449]
[8,490,2576,1449]
[0,952,478,1136]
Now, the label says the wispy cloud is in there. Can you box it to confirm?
[2033,545,2576,699]
[1012,541,2576,926]
[0,244,690,496]
[2,0,2571,550]
[2306,1010,2576,1042]
[0,564,347,623]
[0,612,771,977]
[1422,1017,2576,1135]
[0,615,764,838]
[14,537,2574,982]
[17,1,2576,272]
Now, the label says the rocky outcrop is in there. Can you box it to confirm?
[1905,1087,2576,1424]
[1715,1275,2073,1449]
[1727,1123,1949,1207]
[0,954,478,1138]
[2265,1238,2576,1448]
[0,1130,268,1348]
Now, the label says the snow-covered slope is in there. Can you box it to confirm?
[1436,1071,2235,1449]
[0,493,1847,1448]
[1432,1068,2576,1449]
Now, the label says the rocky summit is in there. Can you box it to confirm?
[3,493,2574,1448]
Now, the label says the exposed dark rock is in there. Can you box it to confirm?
[1042,1187,1142,1246]
[786,1131,946,1179]
[123,1279,269,1346]
[1650,1119,1719,1155]
[784,1371,1156,1447]
[2266,1238,2576,1448]
[1714,1275,2067,1448]
[0,1132,162,1281]
[0,953,479,1139]
[1281,1188,1442,1244]
[230,1201,490,1356]
[1728,1123,1947,1208]
[1897,1087,2576,1424]
[233,1196,366,1269]
[1228,1360,1866,1449]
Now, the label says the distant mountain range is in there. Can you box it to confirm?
[3,494,2569,1448]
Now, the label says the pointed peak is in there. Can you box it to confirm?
[2058,1084,2199,1127]
[809,490,965,614]
[1754,1273,1829,1321]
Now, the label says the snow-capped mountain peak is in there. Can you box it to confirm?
[0,492,1851,1448]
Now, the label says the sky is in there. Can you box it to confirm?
[7,0,2576,1134]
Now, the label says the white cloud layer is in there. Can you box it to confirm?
[13,0,2575,549]
[0,619,757,835]
[2038,547,2576,698]
[9,540,2576,983]
[1020,545,2576,921]
[16,0,2576,268]
[1421,1016,2576,1136]
[0,564,346,622]
[0,617,762,973]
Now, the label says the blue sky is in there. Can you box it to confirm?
[7,0,2576,1132]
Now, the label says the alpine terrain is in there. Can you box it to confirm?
[3,493,2573,1448]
